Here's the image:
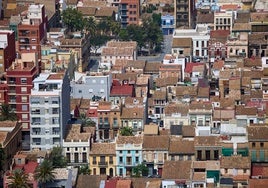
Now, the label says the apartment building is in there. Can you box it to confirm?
[70,72,112,100]
[0,30,16,73]
[118,0,140,28]
[17,4,47,59]
[89,143,116,176]
[30,71,70,151]
[63,124,94,165]
[6,53,40,150]
[116,136,143,177]
[214,11,234,31]
[174,0,194,28]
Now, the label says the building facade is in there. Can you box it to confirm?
[30,71,70,151]
[118,0,140,28]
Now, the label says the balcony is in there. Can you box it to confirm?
[98,161,108,166]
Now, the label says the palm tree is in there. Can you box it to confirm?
[85,17,96,36]
[0,103,17,121]
[34,159,55,188]
[8,169,30,188]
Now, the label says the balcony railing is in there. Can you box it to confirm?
[98,161,108,166]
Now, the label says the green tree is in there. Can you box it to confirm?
[50,147,67,168]
[120,127,133,136]
[152,13,162,26]
[62,8,84,32]
[132,163,148,177]
[0,144,5,172]
[80,113,96,127]
[97,20,110,35]
[0,103,17,121]
[34,159,55,188]
[79,165,90,175]
[8,169,30,188]
[84,17,96,36]
[90,34,109,54]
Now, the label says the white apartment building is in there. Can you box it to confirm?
[173,24,210,60]
[30,71,70,151]
[70,71,112,100]
[62,124,93,165]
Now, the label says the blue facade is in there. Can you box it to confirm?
[116,143,143,177]
[195,0,220,12]
[161,14,175,35]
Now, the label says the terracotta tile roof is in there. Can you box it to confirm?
[121,107,144,119]
[116,136,143,145]
[189,102,212,110]
[107,41,137,48]
[76,175,107,188]
[125,60,146,70]
[220,156,251,169]
[164,103,189,116]
[175,86,198,97]
[82,0,107,7]
[113,73,137,83]
[95,7,116,17]
[152,90,166,100]
[210,30,230,44]
[196,13,214,23]
[250,12,268,22]
[213,108,235,120]
[143,124,159,135]
[185,63,204,73]
[172,38,192,48]
[155,77,179,87]
[221,4,238,10]
[124,97,144,106]
[143,135,169,150]
[192,65,205,72]
[249,33,268,44]
[136,75,149,85]
[98,101,111,111]
[144,179,162,188]
[80,98,91,109]
[251,89,263,99]
[116,179,131,188]
[169,136,194,154]
[235,105,257,116]
[90,143,115,155]
[247,125,268,141]
[102,47,134,56]
[212,60,224,70]
[249,179,268,188]
[244,58,262,68]
[192,161,220,170]
[110,85,134,97]
[198,87,209,98]
[65,124,92,142]
[194,136,221,146]
[159,129,170,135]
[192,172,206,181]
[144,62,161,73]
[232,23,251,31]
[77,7,96,16]
[182,126,195,137]
[162,160,192,179]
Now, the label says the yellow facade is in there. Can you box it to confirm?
[89,155,116,176]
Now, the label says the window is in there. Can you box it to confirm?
[79,90,82,93]
[75,147,78,151]
[261,142,264,147]
[83,147,86,151]
[21,96,27,102]
[243,169,247,173]
[214,150,219,160]
[52,108,59,114]
[67,147,69,151]
[21,87,27,93]
[135,157,139,162]
[109,156,113,164]
[22,104,28,111]
[225,169,228,173]
[22,114,28,120]
[93,157,96,164]
[119,157,123,163]
[197,150,202,160]
[206,150,210,160]
[92,79,96,83]
[252,142,256,148]
[21,78,27,84]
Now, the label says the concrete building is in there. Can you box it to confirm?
[173,24,210,60]
[63,124,94,165]
[17,4,48,59]
[161,14,175,35]
[30,71,70,151]
[214,11,234,31]
[70,72,112,100]
[118,0,140,28]
[6,53,40,150]
[0,30,16,74]
[174,0,194,28]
